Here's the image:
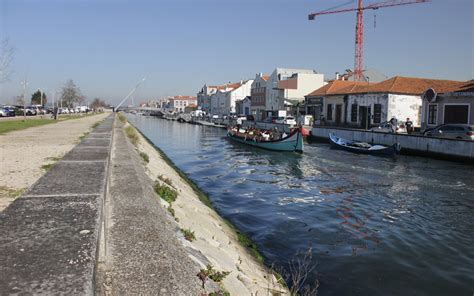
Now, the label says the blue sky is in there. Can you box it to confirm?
[0,0,472,105]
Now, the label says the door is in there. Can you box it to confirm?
[359,106,371,129]
[335,104,342,125]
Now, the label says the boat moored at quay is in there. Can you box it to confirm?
[227,126,304,152]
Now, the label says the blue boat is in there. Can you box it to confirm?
[227,127,304,152]
[329,133,400,156]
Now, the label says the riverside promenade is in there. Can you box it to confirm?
[0,114,210,294]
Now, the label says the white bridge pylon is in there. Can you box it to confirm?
[115,76,146,110]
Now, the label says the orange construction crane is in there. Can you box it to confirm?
[309,0,428,81]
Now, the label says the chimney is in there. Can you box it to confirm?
[335,72,340,80]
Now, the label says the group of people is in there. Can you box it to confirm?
[389,117,414,134]
[228,126,289,142]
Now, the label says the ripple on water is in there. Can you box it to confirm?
[129,116,474,296]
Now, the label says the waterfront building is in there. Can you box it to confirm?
[421,80,474,129]
[265,68,325,117]
[168,96,197,113]
[308,76,464,129]
[197,85,220,114]
[209,80,253,116]
[235,96,252,115]
[305,80,369,125]
[250,73,269,121]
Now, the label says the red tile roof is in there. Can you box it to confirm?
[354,76,464,95]
[306,80,369,97]
[448,80,474,93]
[208,82,243,91]
[171,96,197,100]
[307,76,465,97]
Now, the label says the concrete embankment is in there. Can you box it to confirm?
[311,126,474,161]
[96,117,215,295]
[125,119,288,295]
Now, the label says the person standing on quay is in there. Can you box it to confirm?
[406,117,414,134]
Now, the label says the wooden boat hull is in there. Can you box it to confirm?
[329,133,399,156]
[227,129,304,152]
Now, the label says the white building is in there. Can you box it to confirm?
[308,76,463,129]
[168,96,197,113]
[265,68,325,117]
[209,80,253,116]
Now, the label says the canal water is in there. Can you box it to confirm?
[128,115,473,296]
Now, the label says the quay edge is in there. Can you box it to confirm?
[311,126,474,163]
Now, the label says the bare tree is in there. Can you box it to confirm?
[0,38,15,83]
[90,97,106,110]
[269,248,319,296]
[60,79,82,108]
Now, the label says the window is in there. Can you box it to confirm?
[373,104,382,124]
[444,105,468,124]
[351,104,358,122]
[428,104,437,125]
[327,104,333,120]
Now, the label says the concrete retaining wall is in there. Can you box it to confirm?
[311,126,474,161]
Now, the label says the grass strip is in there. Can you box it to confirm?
[0,119,56,134]
[0,113,103,134]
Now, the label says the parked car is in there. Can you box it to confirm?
[370,121,407,134]
[274,116,296,125]
[0,107,7,117]
[0,106,16,116]
[423,124,474,140]
[263,116,280,123]
[284,116,297,126]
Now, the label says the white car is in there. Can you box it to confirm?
[275,116,297,126]
[284,116,297,126]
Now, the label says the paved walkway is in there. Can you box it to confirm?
[0,115,114,294]
[96,119,209,295]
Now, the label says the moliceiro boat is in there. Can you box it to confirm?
[227,126,304,152]
[329,133,400,156]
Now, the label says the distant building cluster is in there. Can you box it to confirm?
[143,68,473,129]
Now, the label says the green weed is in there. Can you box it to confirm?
[180,228,196,242]
[139,151,149,163]
[154,182,178,204]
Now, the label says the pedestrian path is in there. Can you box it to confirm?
[96,119,207,295]
[0,115,114,294]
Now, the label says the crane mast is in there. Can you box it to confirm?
[309,0,428,81]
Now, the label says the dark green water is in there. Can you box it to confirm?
[128,115,474,296]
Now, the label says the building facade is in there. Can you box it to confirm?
[307,76,464,129]
[169,96,197,113]
[266,68,325,116]
[305,80,367,125]
[250,73,269,120]
[197,85,219,114]
[421,80,473,129]
[209,80,253,116]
